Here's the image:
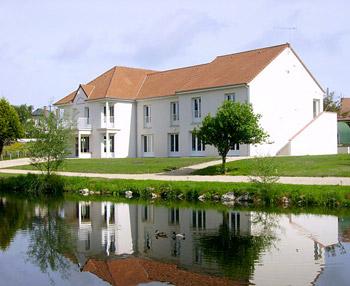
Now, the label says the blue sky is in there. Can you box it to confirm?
[0,0,349,107]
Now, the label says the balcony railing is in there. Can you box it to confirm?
[78,117,92,129]
[102,116,115,128]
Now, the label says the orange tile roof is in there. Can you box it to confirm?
[55,66,155,105]
[83,258,245,286]
[55,43,309,105]
[138,43,289,99]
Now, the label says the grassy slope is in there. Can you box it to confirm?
[194,154,350,177]
[10,157,217,174]
[53,176,350,207]
[1,173,350,207]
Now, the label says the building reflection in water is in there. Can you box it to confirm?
[63,202,252,278]
[62,201,347,285]
[1,196,349,285]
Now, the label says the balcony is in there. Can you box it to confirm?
[102,116,116,129]
[78,117,92,129]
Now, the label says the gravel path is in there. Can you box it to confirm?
[1,157,350,186]
[1,167,350,186]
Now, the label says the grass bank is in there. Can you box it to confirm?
[63,176,350,207]
[194,154,350,177]
[10,157,216,174]
[1,173,350,208]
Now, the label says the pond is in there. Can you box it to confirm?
[0,195,349,286]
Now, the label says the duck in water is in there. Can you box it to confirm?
[155,230,168,239]
[172,232,186,240]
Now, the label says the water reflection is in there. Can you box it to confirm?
[0,196,350,286]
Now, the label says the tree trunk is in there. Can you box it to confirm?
[221,155,226,174]
[0,141,3,157]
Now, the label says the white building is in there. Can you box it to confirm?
[54,43,337,158]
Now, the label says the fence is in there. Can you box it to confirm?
[0,150,28,160]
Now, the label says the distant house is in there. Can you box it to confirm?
[54,43,337,158]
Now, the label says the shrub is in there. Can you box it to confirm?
[0,174,64,197]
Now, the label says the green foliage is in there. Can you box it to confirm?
[0,173,64,196]
[249,156,280,191]
[13,104,35,138]
[0,197,31,250]
[198,212,277,280]
[0,98,24,156]
[26,210,74,280]
[28,113,73,176]
[195,101,267,173]
[323,89,341,114]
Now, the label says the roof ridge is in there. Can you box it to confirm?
[105,67,118,98]
[114,65,157,73]
[86,66,116,86]
[146,62,210,77]
[135,72,151,99]
[215,43,290,59]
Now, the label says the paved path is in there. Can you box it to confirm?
[1,157,350,186]
[0,158,31,168]
[1,167,350,186]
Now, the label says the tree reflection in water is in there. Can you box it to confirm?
[26,205,75,282]
[0,197,32,250]
[0,196,75,284]
[198,211,279,281]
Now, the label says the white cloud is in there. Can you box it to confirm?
[0,0,349,106]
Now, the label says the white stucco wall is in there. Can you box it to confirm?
[289,112,337,155]
[58,96,136,158]
[58,46,336,158]
[114,101,136,157]
[249,47,325,156]
[136,86,249,157]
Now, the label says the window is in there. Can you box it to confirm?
[225,93,236,102]
[81,136,90,153]
[109,105,114,123]
[169,208,180,225]
[142,135,153,153]
[313,99,320,118]
[170,101,179,123]
[192,134,205,152]
[84,107,90,124]
[231,143,239,151]
[103,106,107,123]
[192,210,206,229]
[103,135,115,153]
[144,105,151,127]
[230,212,240,234]
[169,134,179,153]
[141,205,153,222]
[110,135,115,153]
[192,97,201,121]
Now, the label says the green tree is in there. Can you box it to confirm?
[28,113,73,176]
[195,101,268,173]
[323,88,341,113]
[13,104,35,138]
[0,98,24,156]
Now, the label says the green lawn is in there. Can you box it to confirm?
[10,157,217,174]
[193,154,350,177]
